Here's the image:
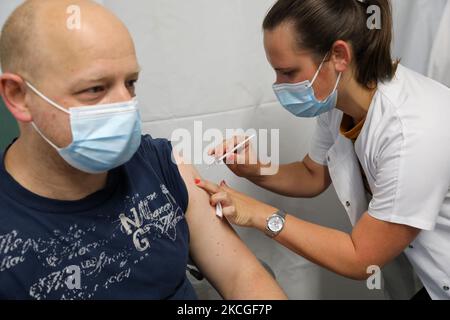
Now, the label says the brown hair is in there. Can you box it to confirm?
[263,0,397,88]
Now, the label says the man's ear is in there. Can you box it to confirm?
[0,73,32,123]
[330,40,352,74]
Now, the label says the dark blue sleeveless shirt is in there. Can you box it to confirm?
[0,135,197,300]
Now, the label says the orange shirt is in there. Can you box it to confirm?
[340,114,372,195]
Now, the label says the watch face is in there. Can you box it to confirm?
[268,216,284,233]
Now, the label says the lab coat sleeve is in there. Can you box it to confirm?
[308,113,334,166]
[367,112,450,231]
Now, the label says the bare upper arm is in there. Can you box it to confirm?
[175,155,285,299]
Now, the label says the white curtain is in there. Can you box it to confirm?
[428,1,450,87]
[392,0,450,87]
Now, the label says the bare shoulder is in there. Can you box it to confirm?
[172,150,287,299]
[173,151,237,237]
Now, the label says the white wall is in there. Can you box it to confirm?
[102,0,381,299]
[1,0,448,299]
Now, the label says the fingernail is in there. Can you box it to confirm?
[195,178,201,185]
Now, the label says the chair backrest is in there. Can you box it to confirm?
[0,98,19,151]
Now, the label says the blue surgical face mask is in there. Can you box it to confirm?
[26,82,142,174]
[273,55,342,118]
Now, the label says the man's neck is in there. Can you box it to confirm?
[4,136,108,201]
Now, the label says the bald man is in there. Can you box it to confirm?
[0,0,286,300]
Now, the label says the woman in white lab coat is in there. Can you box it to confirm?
[196,0,450,300]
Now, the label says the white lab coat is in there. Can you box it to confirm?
[309,65,450,299]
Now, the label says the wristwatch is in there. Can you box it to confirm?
[265,209,287,238]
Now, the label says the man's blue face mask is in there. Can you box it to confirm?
[272,54,342,118]
[26,81,142,174]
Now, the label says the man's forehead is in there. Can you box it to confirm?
[29,0,137,79]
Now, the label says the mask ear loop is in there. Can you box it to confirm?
[310,54,329,87]
[31,122,63,151]
[25,82,70,114]
[25,81,70,150]
[331,72,342,93]
[309,53,343,99]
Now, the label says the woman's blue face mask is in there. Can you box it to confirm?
[272,54,342,118]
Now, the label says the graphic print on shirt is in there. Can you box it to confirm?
[118,184,184,252]
[0,184,186,300]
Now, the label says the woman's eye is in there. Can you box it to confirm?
[282,71,294,77]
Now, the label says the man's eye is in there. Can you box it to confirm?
[84,86,105,94]
[126,79,138,88]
